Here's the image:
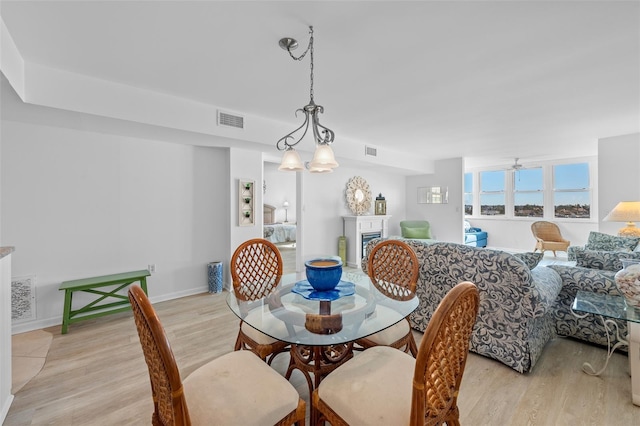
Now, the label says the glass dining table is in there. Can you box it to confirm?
[226,270,419,394]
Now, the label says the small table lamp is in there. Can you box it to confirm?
[603,201,640,237]
[283,201,289,223]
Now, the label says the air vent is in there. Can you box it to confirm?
[365,146,377,157]
[12,275,36,322]
[217,111,245,129]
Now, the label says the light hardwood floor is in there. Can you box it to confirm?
[5,289,640,425]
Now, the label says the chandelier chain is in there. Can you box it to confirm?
[286,27,315,103]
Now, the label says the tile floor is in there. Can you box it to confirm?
[11,329,52,393]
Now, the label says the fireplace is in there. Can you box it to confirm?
[343,215,391,268]
[362,232,382,260]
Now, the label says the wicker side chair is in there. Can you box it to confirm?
[231,238,289,364]
[128,285,306,426]
[531,221,570,256]
[356,239,419,356]
[312,282,480,426]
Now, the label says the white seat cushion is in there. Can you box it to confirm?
[364,318,410,346]
[240,310,289,345]
[184,350,300,426]
[317,346,415,425]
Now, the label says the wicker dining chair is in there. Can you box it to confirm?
[312,281,480,426]
[356,239,419,356]
[230,238,289,364]
[128,285,306,426]
[531,221,570,256]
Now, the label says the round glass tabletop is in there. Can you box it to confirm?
[226,271,419,346]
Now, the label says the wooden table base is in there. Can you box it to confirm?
[285,343,353,396]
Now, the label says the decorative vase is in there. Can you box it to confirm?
[614,259,640,307]
[305,258,343,291]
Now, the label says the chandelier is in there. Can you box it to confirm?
[276,26,338,173]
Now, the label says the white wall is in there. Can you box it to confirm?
[598,133,640,236]
[228,148,264,267]
[1,117,228,332]
[299,165,407,267]
[405,158,464,243]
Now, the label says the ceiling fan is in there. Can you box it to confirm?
[509,158,524,171]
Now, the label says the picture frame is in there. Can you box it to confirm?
[239,179,255,226]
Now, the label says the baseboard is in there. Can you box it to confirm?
[11,285,214,335]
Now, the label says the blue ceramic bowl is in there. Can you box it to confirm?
[305,258,343,291]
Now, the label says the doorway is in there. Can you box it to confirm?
[263,161,298,273]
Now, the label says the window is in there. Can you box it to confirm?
[464,173,473,215]
[554,163,590,218]
[467,160,592,220]
[480,170,505,216]
[513,168,543,217]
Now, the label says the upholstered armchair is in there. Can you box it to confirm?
[464,220,487,247]
[399,220,434,241]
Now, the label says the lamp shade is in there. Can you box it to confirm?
[278,148,304,172]
[308,144,339,170]
[603,201,640,237]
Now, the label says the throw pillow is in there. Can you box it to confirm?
[513,252,543,270]
[402,227,432,239]
[574,248,640,271]
[464,220,471,231]
[585,231,640,252]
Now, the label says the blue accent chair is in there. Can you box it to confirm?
[464,222,487,247]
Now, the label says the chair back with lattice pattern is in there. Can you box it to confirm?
[231,238,283,301]
[367,239,419,301]
[128,285,190,426]
[410,282,479,426]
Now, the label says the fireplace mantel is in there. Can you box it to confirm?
[342,215,391,269]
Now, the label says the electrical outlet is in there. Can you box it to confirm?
[148,264,156,273]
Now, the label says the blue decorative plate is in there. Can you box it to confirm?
[292,280,355,301]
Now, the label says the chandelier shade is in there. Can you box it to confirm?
[276,26,338,173]
[308,144,338,171]
[278,148,304,172]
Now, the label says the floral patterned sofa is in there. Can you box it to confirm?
[362,239,562,373]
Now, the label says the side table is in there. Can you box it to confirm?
[572,290,640,406]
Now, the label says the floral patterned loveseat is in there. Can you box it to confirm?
[363,239,562,373]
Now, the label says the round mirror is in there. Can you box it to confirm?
[345,176,372,215]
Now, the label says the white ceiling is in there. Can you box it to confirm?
[1,1,638,170]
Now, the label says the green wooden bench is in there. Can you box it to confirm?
[59,269,150,334]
